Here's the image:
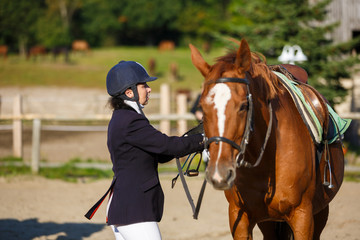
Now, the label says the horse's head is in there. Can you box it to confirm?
[190,39,255,190]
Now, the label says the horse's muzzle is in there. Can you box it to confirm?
[205,164,236,190]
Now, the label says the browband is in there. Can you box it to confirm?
[215,77,249,84]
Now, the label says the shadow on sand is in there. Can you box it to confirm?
[0,218,106,240]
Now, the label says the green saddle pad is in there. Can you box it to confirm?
[274,71,352,144]
[327,106,352,144]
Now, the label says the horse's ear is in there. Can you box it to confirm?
[189,44,210,77]
[235,39,251,71]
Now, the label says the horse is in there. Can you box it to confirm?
[27,45,47,61]
[158,40,175,51]
[51,46,70,63]
[72,40,90,54]
[189,39,344,239]
[0,45,8,60]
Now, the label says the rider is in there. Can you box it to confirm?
[101,60,204,240]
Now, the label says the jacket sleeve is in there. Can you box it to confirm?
[125,115,204,158]
[156,154,174,164]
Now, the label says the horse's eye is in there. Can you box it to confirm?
[239,102,248,112]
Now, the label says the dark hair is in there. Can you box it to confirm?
[108,96,134,111]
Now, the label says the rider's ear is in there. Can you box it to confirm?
[189,44,211,77]
[235,39,251,72]
[125,88,134,98]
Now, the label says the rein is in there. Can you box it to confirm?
[204,75,273,168]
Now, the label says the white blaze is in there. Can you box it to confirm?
[206,84,231,182]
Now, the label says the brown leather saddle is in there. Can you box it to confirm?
[272,64,309,84]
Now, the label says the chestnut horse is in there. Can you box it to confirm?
[190,39,344,239]
[0,45,8,60]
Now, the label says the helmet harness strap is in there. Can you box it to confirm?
[119,84,145,115]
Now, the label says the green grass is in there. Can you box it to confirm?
[38,164,113,183]
[1,162,359,182]
[344,171,360,182]
[0,46,227,92]
[0,156,206,182]
[0,162,113,183]
[0,156,23,162]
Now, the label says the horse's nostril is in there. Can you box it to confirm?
[227,169,234,182]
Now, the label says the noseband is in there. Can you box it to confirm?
[204,75,273,168]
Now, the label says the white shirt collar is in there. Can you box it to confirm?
[124,100,144,114]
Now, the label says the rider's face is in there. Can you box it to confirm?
[137,83,151,105]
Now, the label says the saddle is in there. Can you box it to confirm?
[269,64,351,145]
[278,64,309,84]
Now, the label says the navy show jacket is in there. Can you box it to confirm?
[107,108,204,225]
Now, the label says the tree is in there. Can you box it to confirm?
[224,0,360,105]
[175,0,231,46]
[75,0,124,46]
[0,0,45,55]
[118,0,182,45]
[36,0,82,48]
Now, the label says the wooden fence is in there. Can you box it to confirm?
[1,83,359,174]
[0,84,197,173]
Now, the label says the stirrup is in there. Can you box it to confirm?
[323,141,334,189]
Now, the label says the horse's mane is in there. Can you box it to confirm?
[214,51,282,100]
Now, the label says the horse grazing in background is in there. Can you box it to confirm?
[51,46,70,63]
[72,40,90,54]
[27,45,47,61]
[158,40,175,51]
[0,45,8,60]
[190,39,344,239]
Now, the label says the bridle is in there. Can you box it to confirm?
[204,74,273,168]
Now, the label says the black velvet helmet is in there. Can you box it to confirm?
[106,61,157,97]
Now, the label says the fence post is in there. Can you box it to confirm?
[31,118,41,174]
[13,95,23,158]
[160,84,170,135]
[177,94,187,135]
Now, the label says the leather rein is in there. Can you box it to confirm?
[204,75,273,168]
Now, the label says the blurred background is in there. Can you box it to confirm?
[0,0,360,177]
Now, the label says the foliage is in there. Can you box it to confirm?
[75,0,123,46]
[0,0,227,49]
[0,0,45,51]
[36,14,72,48]
[175,0,230,44]
[224,0,360,105]
[118,0,181,45]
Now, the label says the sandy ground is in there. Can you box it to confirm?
[0,175,359,240]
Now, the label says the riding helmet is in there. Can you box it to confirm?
[106,61,157,97]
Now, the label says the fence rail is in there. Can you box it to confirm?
[1,81,359,174]
[0,83,200,173]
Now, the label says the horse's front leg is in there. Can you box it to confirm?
[287,202,314,240]
[225,190,255,240]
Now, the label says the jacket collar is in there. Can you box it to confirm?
[124,100,144,114]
